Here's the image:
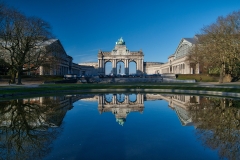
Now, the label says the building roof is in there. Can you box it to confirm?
[168,54,175,58]
[183,35,199,44]
[41,39,59,46]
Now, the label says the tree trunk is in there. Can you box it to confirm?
[11,72,16,84]
[219,63,224,83]
[17,69,22,85]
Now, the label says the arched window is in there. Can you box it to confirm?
[175,44,190,59]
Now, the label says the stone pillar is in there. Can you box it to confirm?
[98,59,105,75]
[124,59,129,75]
[102,59,104,73]
[39,66,43,75]
[127,59,129,75]
[137,93,142,103]
[98,59,100,72]
[113,94,116,104]
[126,94,129,103]
[136,59,139,74]
[113,59,117,75]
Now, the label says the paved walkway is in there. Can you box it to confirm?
[1,81,240,88]
[0,81,42,87]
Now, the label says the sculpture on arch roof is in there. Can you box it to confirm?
[116,37,125,45]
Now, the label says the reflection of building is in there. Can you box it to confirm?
[79,93,200,126]
[98,93,144,126]
[152,94,200,126]
[0,95,81,129]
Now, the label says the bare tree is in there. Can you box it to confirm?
[0,4,53,84]
[188,11,240,83]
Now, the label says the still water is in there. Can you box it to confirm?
[1,93,240,160]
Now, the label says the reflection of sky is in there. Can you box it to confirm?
[129,94,137,102]
[44,98,219,160]
[105,94,113,102]
[117,94,125,102]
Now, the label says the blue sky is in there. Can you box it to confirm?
[5,0,240,64]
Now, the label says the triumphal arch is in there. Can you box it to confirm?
[98,37,144,75]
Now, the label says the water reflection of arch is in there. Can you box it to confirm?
[104,94,113,103]
[102,93,143,105]
[129,93,137,103]
[98,93,144,126]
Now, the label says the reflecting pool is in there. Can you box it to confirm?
[0,93,240,160]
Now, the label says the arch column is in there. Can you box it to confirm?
[112,59,117,75]
[101,59,105,75]
[136,59,141,74]
[124,59,129,75]
[98,59,104,75]
[113,94,116,104]
[126,94,129,103]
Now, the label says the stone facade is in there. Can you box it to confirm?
[159,35,200,74]
[98,37,144,75]
[39,39,81,76]
[78,62,98,75]
[80,36,201,76]
[37,36,201,76]
[144,62,164,74]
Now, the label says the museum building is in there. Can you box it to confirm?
[37,36,200,76]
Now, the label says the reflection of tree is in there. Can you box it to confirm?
[188,97,240,160]
[0,97,68,160]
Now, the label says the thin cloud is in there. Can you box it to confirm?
[74,53,91,57]
[77,55,97,63]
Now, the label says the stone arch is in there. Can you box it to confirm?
[129,60,137,75]
[129,94,137,103]
[116,94,126,103]
[104,94,113,103]
[116,60,125,75]
[97,38,144,76]
[155,70,160,74]
[105,60,113,75]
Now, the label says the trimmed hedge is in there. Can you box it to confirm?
[176,74,219,82]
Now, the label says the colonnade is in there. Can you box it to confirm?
[98,93,144,105]
[39,65,70,75]
[98,58,144,75]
